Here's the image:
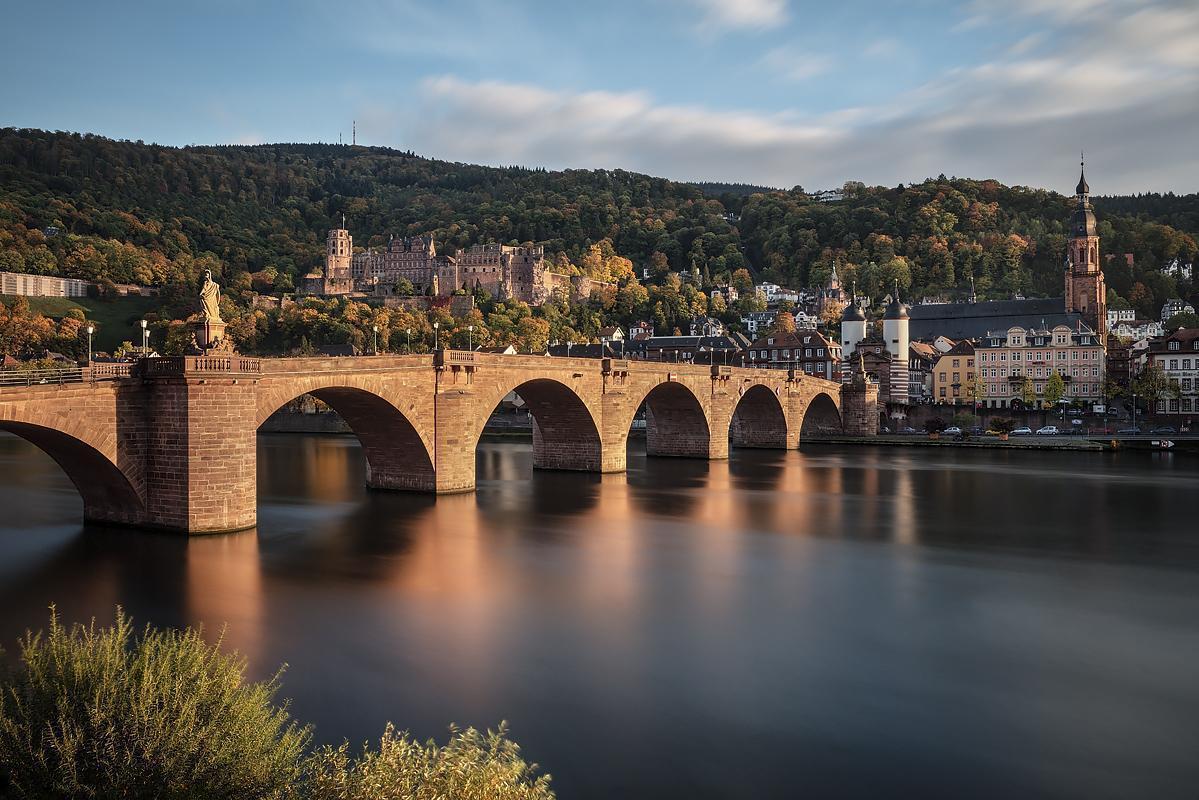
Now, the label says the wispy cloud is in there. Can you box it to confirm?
[682,0,788,33]
[757,48,833,82]
[382,0,1199,193]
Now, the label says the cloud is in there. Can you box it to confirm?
[757,48,833,82]
[683,0,788,32]
[383,1,1199,193]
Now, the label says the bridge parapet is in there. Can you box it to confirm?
[141,355,262,377]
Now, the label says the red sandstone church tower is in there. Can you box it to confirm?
[1064,159,1107,339]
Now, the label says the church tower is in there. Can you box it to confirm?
[1064,159,1106,339]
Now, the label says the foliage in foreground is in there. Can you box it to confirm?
[0,608,309,799]
[0,609,553,800]
[307,723,554,800]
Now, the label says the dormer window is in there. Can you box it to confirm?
[1168,341,1180,351]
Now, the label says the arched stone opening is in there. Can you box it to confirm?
[730,384,788,449]
[641,382,711,458]
[258,387,435,492]
[800,392,841,440]
[0,421,144,526]
[499,379,603,472]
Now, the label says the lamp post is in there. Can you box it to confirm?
[372,324,379,355]
[86,325,94,364]
[406,327,411,354]
[139,319,148,356]
[433,321,440,351]
[567,340,573,357]
[468,325,474,352]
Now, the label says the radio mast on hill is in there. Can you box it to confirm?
[353,120,356,146]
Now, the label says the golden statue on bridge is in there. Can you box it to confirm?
[199,269,223,322]
[191,269,232,353]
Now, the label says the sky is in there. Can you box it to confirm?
[2,0,1197,194]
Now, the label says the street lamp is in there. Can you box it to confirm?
[567,340,573,357]
[86,325,94,364]
[372,324,379,354]
[468,325,474,351]
[433,321,440,350]
[139,319,148,356]
[406,327,411,354]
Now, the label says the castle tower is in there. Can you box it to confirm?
[840,283,867,384]
[881,281,910,406]
[326,221,352,282]
[1064,158,1106,339]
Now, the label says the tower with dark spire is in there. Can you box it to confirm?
[1064,155,1106,339]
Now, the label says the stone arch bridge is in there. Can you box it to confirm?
[0,352,844,533]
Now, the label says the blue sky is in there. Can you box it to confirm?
[3,0,1197,193]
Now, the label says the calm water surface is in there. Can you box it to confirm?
[1,432,1198,799]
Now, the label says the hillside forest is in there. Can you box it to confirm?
[1,128,1196,359]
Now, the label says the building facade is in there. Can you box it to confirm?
[1146,328,1199,416]
[1,271,90,298]
[931,341,977,405]
[975,323,1105,409]
[745,329,841,379]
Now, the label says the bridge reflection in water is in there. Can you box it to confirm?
[1,432,1198,799]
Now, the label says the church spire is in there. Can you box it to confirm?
[1076,152,1089,197]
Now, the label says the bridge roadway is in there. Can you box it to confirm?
[0,351,843,534]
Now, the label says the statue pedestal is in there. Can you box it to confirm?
[191,318,231,354]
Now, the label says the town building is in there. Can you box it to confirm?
[1107,308,1136,328]
[931,341,977,405]
[1105,334,1134,400]
[740,310,778,338]
[908,341,938,404]
[1063,162,1107,339]
[1146,328,1199,416]
[815,266,847,321]
[755,283,799,305]
[1,271,90,298]
[974,323,1105,409]
[1110,317,1164,341]
[1161,298,1196,323]
[689,317,725,336]
[640,334,747,364]
[745,329,841,379]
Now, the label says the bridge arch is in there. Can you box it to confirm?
[800,390,841,439]
[633,380,712,459]
[730,384,789,449]
[257,385,435,492]
[0,420,145,525]
[468,378,604,472]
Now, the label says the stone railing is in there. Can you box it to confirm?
[433,349,476,369]
[0,367,85,387]
[141,356,262,377]
[88,362,133,380]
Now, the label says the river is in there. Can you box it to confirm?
[1,431,1197,799]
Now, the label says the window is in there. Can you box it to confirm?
[1183,359,1191,369]
[816,348,823,357]
[967,359,975,367]
[1184,399,1194,412]
[1170,359,1179,370]
[805,348,812,357]
[952,359,960,368]
[1168,341,1179,351]
[953,372,960,383]
[939,372,947,382]
[1182,378,1193,391]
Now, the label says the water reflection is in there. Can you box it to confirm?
[1,431,1198,799]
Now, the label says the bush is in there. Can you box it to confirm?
[991,417,1016,434]
[924,417,946,433]
[951,412,976,430]
[0,608,309,800]
[307,723,554,800]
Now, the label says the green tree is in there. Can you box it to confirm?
[1020,375,1037,407]
[1133,365,1180,408]
[1043,372,1066,408]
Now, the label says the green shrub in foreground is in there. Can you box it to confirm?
[307,723,555,800]
[0,610,555,800]
[0,608,309,800]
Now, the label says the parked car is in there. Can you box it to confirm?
[899,426,919,435]
[1065,409,1084,416]
[943,426,963,436]
[1011,427,1033,436]
[1117,427,1142,434]
[969,426,985,436]
[1151,426,1178,435]
[1036,425,1059,435]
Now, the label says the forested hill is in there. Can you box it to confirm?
[0,127,1196,320]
